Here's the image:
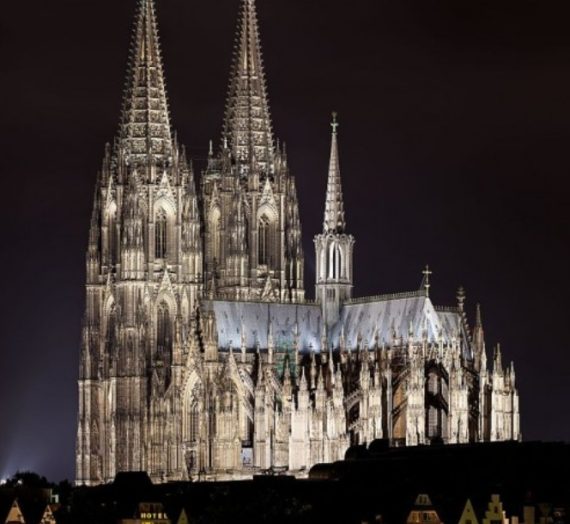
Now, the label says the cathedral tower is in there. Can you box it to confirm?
[201,0,304,302]
[315,114,355,328]
[76,0,202,485]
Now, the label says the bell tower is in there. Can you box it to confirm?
[315,114,355,328]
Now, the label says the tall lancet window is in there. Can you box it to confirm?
[106,204,117,265]
[156,301,172,360]
[209,207,221,263]
[155,210,167,260]
[107,305,118,355]
[189,401,199,442]
[259,215,270,265]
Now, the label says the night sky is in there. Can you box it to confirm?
[2,0,570,482]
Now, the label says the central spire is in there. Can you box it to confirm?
[323,113,346,234]
[223,0,274,174]
[119,0,173,164]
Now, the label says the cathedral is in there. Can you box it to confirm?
[76,0,521,485]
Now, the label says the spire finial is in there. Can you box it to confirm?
[475,303,482,327]
[457,286,466,311]
[331,111,339,134]
[422,265,432,297]
[494,343,503,371]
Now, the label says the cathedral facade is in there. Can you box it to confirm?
[76,0,521,485]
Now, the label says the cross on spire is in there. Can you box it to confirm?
[422,265,432,297]
[331,111,339,134]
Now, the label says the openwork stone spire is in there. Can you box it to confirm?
[223,0,274,174]
[119,0,173,164]
[323,113,346,234]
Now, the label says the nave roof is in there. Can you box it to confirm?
[205,291,470,356]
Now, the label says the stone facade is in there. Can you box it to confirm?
[76,0,521,486]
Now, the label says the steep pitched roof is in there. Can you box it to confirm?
[206,292,470,355]
[207,300,321,351]
[331,294,468,350]
[4,499,25,524]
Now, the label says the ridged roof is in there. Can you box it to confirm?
[207,294,470,356]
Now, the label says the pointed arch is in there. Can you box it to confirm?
[208,206,222,263]
[182,370,202,441]
[105,201,118,263]
[156,301,172,366]
[258,214,270,265]
[328,241,336,280]
[336,244,343,279]
[181,368,203,476]
[104,297,118,355]
[155,208,168,259]
[154,197,175,262]
[257,205,278,267]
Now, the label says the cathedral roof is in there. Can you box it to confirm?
[331,294,468,350]
[207,293,470,354]
[206,300,321,351]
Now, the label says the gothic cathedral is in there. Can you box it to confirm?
[76,0,521,485]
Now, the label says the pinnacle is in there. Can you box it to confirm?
[118,0,173,165]
[475,303,483,327]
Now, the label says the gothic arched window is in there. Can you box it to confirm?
[156,301,172,359]
[107,304,117,354]
[336,245,343,280]
[209,207,221,263]
[155,210,167,259]
[258,215,270,265]
[106,205,117,264]
[189,402,199,442]
[328,242,336,280]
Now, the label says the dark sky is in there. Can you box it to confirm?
[2,0,570,482]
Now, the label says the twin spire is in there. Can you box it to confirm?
[119,0,275,173]
[119,0,173,164]
[223,0,275,174]
[323,113,347,234]
[117,0,345,221]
